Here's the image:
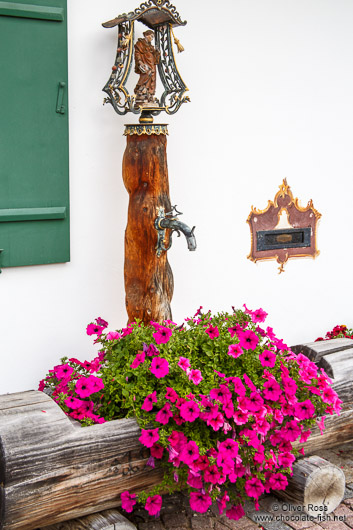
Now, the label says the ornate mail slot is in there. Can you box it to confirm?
[256,227,311,251]
[247,179,321,273]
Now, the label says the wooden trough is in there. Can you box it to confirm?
[0,338,352,529]
[0,391,162,530]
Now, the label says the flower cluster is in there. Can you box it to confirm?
[92,305,341,521]
[315,324,353,342]
[38,318,107,425]
[39,308,341,520]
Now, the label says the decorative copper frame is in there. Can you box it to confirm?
[247,179,321,273]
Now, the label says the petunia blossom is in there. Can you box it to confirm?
[64,396,83,410]
[226,504,245,520]
[121,491,137,513]
[180,400,200,422]
[165,387,178,402]
[150,357,169,378]
[227,344,243,359]
[155,403,173,425]
[259,349,276,368]
[130,351,145,369]
[189,492,212,513]
[238,329,259,350]
[188,369,203,385]
[180,440,200,464]
[139,428,159,448]
[153,326,172,344]
[217,491,230,515]
[54,364,73,379]
[251,307,268,323]
[86,323,104,336]
[178,356,191,371]
[141,391,157,411]
[294,399,315,420]
[145,495,162,516]
[245,477,265,498]
[106,331,121,340]
[205,325,219,339]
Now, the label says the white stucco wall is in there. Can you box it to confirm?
[1,0,353,393]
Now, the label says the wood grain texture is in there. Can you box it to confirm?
[292,338,353,400]
[122,134,173,324]
[293,403,353,454]
[277,455,345,514]
[0,391,162,530]
[41,509,136,530]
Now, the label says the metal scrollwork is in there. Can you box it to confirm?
[102,0,189,121]
[103,21,139,115]
[156,25,189,114]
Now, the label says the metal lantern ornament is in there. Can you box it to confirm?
[102,0,190,125]
[102,0,196,325]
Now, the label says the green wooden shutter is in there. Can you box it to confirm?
[0,0,69,268]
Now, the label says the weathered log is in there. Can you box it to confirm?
[41,509,136,530]
[0,391,162,530]
[293,402,353,454]
[292,338,353,403]
[122,131,174,324]
[277,455,345,514]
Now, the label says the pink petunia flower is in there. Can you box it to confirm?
[121,326,133,337]
[226,504,245,520]
[269,472,288,491]
[227,344,243,359]
[86,323,104,336]
[188,369,203,385]
[189,492,212,513]
[245,477,265,498]
[219,438,239,459]
[165,387,178,402]
[232,377,246,396]
[150,443,164,459]
[238,329,259,350]
[180,400,200,422]
[150,357,169,378]
[75,376,103,398]
[277,451,296,468]
[106,331,121,340]
[242,392,264,412]
[139,428,159,448]
[141,391,157,411]
[217,491,230,515]
[180,440,200,464]
[204,464,221,484]
[187,470,203,489]
[294,399,315,420]
[205,325,219,339]
[210,385,232,405]
[263,379,282,401]
[259,349,276,368]
[121,491,137,513]
[251,307,268,323]
[64,396,83,410]
[153,326,172,344]
[54,364,74,379]
[145,495,162,516]
[130,351,145,369]
[178,356,191,371]
[233,409,249,425]
[155,403,173,425]
[281,420,301,442]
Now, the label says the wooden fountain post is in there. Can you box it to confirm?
[122,125,174,324]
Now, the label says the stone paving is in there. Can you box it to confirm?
[124,443,353,530]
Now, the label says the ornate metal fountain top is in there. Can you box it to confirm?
[102,0,189,123]
[102,0,187,29]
